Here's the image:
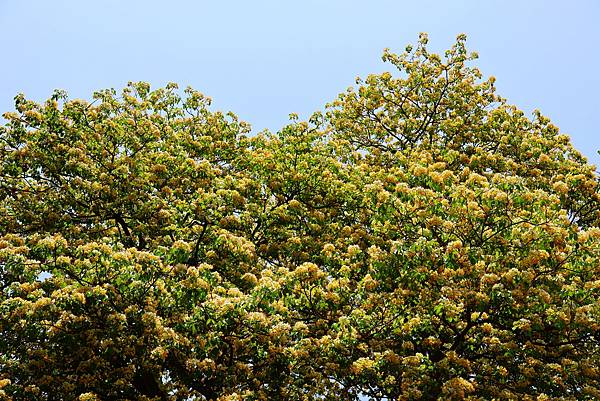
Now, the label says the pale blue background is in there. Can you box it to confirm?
[1,0,599,165]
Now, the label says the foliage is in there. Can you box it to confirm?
[1,34,600,401]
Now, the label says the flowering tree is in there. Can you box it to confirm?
[1,35,599,401]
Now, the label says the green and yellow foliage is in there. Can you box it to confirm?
[1,34,599,400]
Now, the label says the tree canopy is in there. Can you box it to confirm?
[1,34,600,401]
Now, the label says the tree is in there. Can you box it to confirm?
[1,34,599,401]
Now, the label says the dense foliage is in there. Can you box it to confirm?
[1,34,599,401]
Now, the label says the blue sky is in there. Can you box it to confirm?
[1,0,599,165]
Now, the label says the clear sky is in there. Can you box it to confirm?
[1,0,599,165]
